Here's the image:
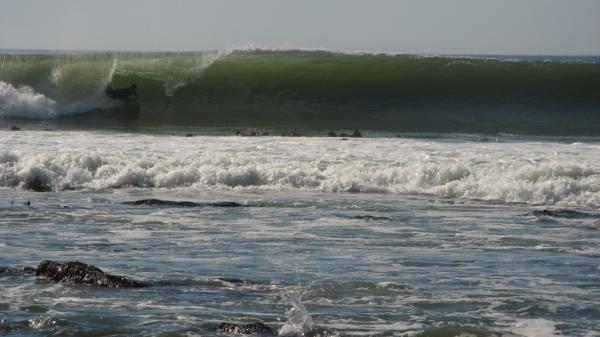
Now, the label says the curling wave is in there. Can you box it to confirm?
[1,50,599,134]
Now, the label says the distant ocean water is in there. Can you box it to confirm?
[1,49,599,337]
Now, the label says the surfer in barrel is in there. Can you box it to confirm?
[105,84,138,102]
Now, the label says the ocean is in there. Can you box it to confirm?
[1,50,599,337]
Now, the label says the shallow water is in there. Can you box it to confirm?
[1,132,600,336]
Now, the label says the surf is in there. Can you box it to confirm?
[1,49,599,135]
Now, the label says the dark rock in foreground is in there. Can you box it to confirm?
[526,209,600,219]
[36,261,146,288]
[10,126,21,131]
[217,322,275,335]
[122,199,243,207]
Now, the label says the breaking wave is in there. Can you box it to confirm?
[1,50,599,135]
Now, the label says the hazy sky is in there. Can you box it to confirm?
[1,0,599,54]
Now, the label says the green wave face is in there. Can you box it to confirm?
[1,50,599,134]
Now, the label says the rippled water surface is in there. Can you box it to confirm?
[1,132,600,336]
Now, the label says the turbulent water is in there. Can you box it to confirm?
[1,131,600,337]
[1,50,599,134]
[1,49,600,336]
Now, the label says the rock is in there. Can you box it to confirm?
[211,201,243,208]
[327,131,338,137]
[23,177,52,192]
[123,199,201,207]
[217,322,275,335]
[122,199,243,207]
[36,260,146,288]
[351,215,392,221]
[526,209,599,219]
[235,129,260,137]
[10,126,21,131]
[216,277,248,284]
[185,133,194,137]
[340,130,362,138]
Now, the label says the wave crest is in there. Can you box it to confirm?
[1,50,599,134]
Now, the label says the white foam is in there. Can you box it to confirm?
[28,316,56,329]
[0,81,108,118]
[0,81,58,118]
[2,132,600,207]
[511,319,560,337]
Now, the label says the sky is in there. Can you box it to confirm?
[0,0,599,55]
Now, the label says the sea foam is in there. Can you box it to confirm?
[1,132,599,207]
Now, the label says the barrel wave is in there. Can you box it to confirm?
[1,50,599,135]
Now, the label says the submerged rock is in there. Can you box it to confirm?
[217,322,275,335]
[36,261,146,288]
[526,209,599,219]
[339,129,362,138]
[23,177,52,192]
[122,199,243,207]
[211,201,244,207]
[350,215,392,221]
[123,199,201,207]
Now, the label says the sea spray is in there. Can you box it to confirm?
[0,81,58,118]
[279,287,313,337]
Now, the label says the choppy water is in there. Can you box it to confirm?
[1,131,600,336]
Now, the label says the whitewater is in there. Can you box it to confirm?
[1,50,600,337]
[1,130,600,337]
[2,131,600,207]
